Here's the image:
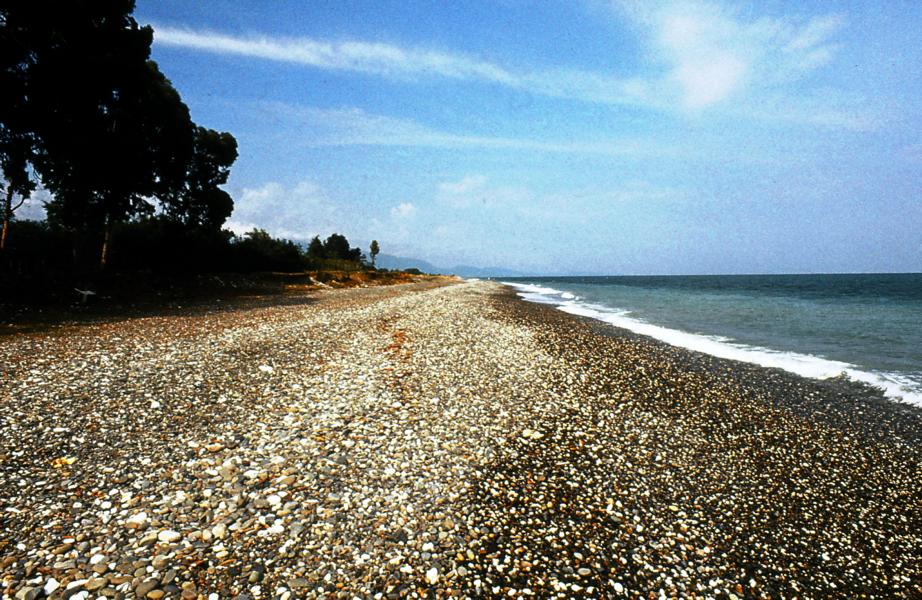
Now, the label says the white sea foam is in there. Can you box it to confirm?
[503,282,922,407]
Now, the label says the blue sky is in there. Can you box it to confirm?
[98,0,921,273]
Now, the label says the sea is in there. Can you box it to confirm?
[500,274,922,407]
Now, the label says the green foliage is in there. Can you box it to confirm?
[17,3,194,234]
[0,219,71,270]
[107,218,233,273]
[322,233,363,262]
[0,2,388,286]
[232,229,304,273]
[306,235,326,260]
[0,0,235,268]
[304,233,365,269]
[161,126,238,230]
[369,239,380,267]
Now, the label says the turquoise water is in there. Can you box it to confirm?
[502,274,922,406]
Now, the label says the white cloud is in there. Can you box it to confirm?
[156,6,870,129]
[15,188,51,221]
[618,1,846,110]
[390,202,417,219]
[226,180,345,241]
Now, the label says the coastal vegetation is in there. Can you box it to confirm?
[0,1,397,306]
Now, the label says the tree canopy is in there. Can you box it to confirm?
[370,240,380,267]
[0,2,387,286]
[161,126,238,230]
[0,0,237,266]
[306,233,364,263]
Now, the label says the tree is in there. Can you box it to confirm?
[306,235,325,260]
[0,133,36,252]
[161,126,237,229]
[5,0,196,268]
[369,240,380,268]
[233,228,303,272]
[322,233,363,262]
[0,3,38,251]
[323,233,351,260]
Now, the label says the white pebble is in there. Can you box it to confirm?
[43,578,60,595]
[157,530,181,543]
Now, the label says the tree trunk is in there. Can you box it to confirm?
[99,218,111,269]
[0,185,12,252]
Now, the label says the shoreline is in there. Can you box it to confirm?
[1,280,919,598]
[484,284,921,597]
[496,285,922,447]
[500,279,922,409]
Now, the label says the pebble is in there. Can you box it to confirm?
[135,579,159,597]
[157,530,181,543]
[0,279,918,599]
[84,578,107,591]
[43,578,60,595]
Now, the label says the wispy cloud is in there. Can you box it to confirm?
[255,102,676,158]
[438,175,488,196]
[152,25,659,110]
[154,6,873,130]
[153,26,519,85]
[436,175,532,210]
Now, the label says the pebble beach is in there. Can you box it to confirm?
[1,279,920,599]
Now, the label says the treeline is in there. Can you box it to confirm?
[1,1,377,282]
[4,218,374,276]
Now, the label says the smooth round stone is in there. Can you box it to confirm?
[157,530,181,543]
[135,579,159,597]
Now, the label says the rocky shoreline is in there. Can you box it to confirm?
[1,280,919,599]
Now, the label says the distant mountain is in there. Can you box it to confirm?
[375,253,526,278]
[375,254,441,273]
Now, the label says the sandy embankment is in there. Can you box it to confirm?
[1,280,919,599]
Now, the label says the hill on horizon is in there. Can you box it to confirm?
[375,253,526,278]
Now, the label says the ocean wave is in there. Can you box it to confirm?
[503,281,922,407]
